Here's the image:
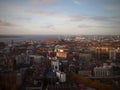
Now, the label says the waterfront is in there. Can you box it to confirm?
[0,35,62,43]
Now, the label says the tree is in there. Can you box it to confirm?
[67,73,113,90]
[0,42,6,49]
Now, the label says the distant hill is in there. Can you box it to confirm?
[0,35,22,38]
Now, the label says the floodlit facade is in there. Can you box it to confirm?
[94,66,111,77]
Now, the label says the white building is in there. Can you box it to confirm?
[94,66,111,77]
[56,71,66,82]
[51,58,60,72]
[54,45,67,52]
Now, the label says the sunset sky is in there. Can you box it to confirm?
[0,0,120,35]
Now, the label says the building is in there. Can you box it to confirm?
[93,66,111,77]
[56,52,68,58]
[79,52,92,61]
[44,39,60,43]
[15,53,30,64]
[55,46,69,58]
[109,48,116,60]
[56,71,66,83]
[51,58,60,72]
[29,55,44,64]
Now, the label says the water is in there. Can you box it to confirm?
[0,35,61,43]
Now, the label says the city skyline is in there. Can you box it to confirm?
[0,0,120,35]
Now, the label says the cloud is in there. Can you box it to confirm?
[0,1,27,15]
[72,0,80,5]
[69,14,120,23]
[102,1,120,15]
[68,14,120,32]
[78,24,120,29]
[30,0,61,5]
[13,17,31,21]
[90,16,120,25]
[41,0,59,4]
[0,19,15,26]
[40,24,54,29]
[30,9,56,16]
[0,26,31,35]
[78,24,92,28]
[69,14,86,21]
[103,4,120,11]
[0,1,56,16]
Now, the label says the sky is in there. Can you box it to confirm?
[0,0,120,35]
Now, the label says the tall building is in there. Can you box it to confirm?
[51,57,60,72]
[109,48,116,60]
